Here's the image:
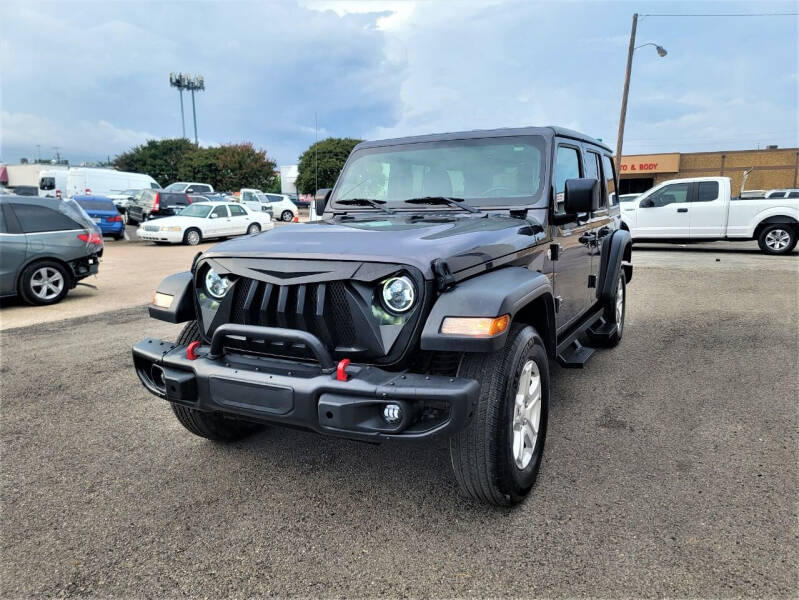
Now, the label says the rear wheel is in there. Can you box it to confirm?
[124,211,137,226]
[170,321,264,442]
[449,323,550,506]
[19,260,70,306]
[758,224,796,255]
[247,223,261,235]
[281,210,294,222]
[183,228,202,246]
[597,270,626,347]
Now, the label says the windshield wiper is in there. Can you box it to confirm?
[336,198,395,214]
[403,196,481,213]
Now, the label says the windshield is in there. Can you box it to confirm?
[179,204,212,218]
[331,135,546,209]
[164,183,186,192]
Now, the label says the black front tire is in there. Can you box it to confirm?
[169,321,264,442]
[757,224,797,255]
[449,323,550,506]
[183,228,202,246]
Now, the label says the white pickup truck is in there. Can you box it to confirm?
[620,177,799,255]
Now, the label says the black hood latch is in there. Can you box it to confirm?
[432,259,456,292]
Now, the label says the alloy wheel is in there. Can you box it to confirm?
[511,360,542,469]
[30,267,64,301]
[616,277,625,334]
[765,228,791,251]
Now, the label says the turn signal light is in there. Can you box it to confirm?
[152,292,174,308]
[440,314,510,337]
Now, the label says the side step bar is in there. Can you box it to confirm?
[555,306,605,369]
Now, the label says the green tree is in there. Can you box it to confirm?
[177,143,277,192]
[295,137,361,194]
[114,138,196,186]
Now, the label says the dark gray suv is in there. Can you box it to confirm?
[0,195,103,305]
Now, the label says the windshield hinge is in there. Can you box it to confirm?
[432,259,456,292]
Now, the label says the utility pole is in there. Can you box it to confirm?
[615,13,638,169]
[179,88,186,138]
[191,87,198,145]
[170,73,203,141]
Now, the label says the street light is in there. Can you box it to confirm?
[169,72,205,144]
[615,13,668,169]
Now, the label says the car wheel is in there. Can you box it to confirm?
[597,270,626,347]
[281,210,294,222]
[19,260,70,306]
[124,211,137,226]
[170,322,264,442]
[758,224,797,255]
[449,323,550,506]
[246,223,261,235]
[183,228,202,246]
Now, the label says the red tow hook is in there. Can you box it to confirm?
[186,341,202,360]
[336,358,351,381]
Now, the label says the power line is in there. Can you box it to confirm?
[642,13,798,17]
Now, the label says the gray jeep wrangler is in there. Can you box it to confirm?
[133,126,632,506]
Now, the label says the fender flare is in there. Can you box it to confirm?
[420,266,553,353]
[148,271,196,323]
[597,229,632,301]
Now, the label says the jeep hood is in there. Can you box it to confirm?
[202,212,547,279]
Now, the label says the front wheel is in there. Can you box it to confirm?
[449,323,550,506]
[758,224,797,255]
[170,322,264,442]
[183,228,202,246]
[281,210,294,222]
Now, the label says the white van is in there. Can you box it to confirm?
[40,168,160,198]
[38,169,69,198]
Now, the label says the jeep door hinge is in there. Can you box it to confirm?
[432,259,456,292]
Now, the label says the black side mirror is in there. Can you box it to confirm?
[314,188,332,216]
[564,178,600,214]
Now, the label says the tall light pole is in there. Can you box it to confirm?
[169,73,205,144]
[615,13,668,168]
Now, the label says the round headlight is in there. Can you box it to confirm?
[382,276,415,313]
[204,268,231,299]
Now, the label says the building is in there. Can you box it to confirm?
[619,147,799,195]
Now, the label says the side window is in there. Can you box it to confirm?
[585,151,605,208]
[150,182,160,189]
[267,194,282,203]
[40,177,55,190]
[554,145,582,213]
[643,183,690,208]
[229,204,246,216]
[242,191,254,203]
[601,155,618,206]
[210,205,228,219]
[198,185,211,193]
[695,181,719,202]
[11,203,82,233]
[186,186,196,193]
[788,191,799,199]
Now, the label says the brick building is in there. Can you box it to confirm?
[618,147,799,195]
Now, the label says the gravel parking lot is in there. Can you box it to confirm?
[1,242,797,597]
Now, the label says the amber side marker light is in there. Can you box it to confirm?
[440,314,510,337]
[152,292,174,309]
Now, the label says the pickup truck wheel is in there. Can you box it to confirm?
[449,323,549,506]
[598,270,626,347]
[758,224,797,255]
[183,228,202,246]
[169,321,264,442]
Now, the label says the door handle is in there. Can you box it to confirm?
[677,208,688,213]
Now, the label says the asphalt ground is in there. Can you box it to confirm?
[1,243,797,598]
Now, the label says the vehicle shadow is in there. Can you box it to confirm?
[631,244,775,256]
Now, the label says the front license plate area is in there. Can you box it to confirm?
[209,377,294,415]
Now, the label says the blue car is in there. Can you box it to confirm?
[74,195,125,240]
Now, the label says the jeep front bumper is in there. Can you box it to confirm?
[132,324,479,442]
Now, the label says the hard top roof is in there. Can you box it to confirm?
[354,126,612,153]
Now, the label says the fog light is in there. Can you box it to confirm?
[382,403,402,425]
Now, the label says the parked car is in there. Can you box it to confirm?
[125,190,193,225]
[135,201,272,245]
[764,189,799,200]
[40,168,160,199]
[240,189,298,221]
[163,182,214,194]
[0,195,103,305]
[74,195,125,240]
[620,176,799,254]
[107,188,146,213]
[133,126,633,506]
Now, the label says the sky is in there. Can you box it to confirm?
[0,0,797,167]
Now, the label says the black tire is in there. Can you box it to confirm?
[596,270,626,347]
[450,323,550,506]
[757,224,797,255]
[281,210,294,222]
[19,260,71,306]
[183,228,202,246]
[124,211,137,226]
[169,321,264,442]
[247,223,261,235]
[113,232,124,240]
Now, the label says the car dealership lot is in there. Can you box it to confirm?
[1,243,797,597]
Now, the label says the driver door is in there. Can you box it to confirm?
[635,182,691,238]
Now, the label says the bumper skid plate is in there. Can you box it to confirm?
[132,333,479,442]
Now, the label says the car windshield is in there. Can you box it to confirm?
[179,204,212,218]
[164,183,186,192]
[331,135,546,209]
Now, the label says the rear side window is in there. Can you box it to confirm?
[10,203,82,233]
[40,177,55,190]
[695,181,719,202]
[601,155,617,206]
[789,191,799,198]
[229,204,246,216]
[266,194,282,202]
